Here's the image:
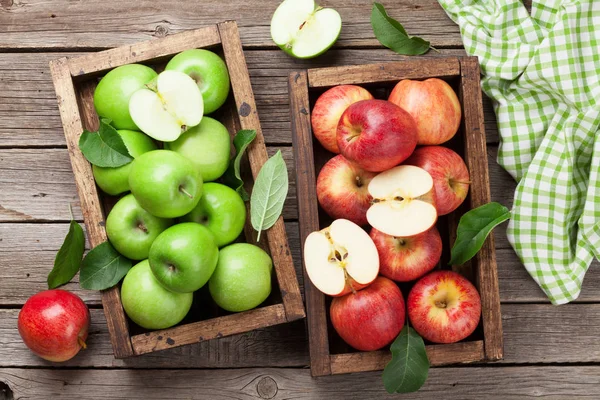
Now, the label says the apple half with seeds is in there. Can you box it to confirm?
[129,70,203,142]
[367,165,437,237]
[270,0,342,59]
[303,219,379,297]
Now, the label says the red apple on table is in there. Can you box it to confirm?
[370,226,442,282]
[317,154,378,226]
[330,276,405,351]
[404,146,470,216]
[303,219,379,297]
[18,290,91,362]
[311,85,374,153]
[388,78,461,145]
[337,99,417,172]
[408,270,481,344]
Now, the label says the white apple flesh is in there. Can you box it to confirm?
[367,165,437,237]
[303,219,379,297]
[129,70,204,142]
[270,0,342,59]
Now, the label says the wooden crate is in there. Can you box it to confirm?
[289,57,503,376]
[49,21,305,359]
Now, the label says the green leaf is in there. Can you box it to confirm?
[79,119,133,167]
[79,242,132,290]
[47,219,85,289]
[382,326,430,393]
[371,3,431,56]
[221,129,257,201]
[250,150,288,241]
[449,202,511,266]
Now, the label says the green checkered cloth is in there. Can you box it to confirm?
[438,0,600,304]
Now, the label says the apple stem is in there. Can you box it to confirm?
[452,180,472,185]
[179,186,193,199]
[430,45,440,53]
[68,203,74,221]
[78,336,87,350]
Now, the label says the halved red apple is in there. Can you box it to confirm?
[367,165,437,237]
[303,219,379,297]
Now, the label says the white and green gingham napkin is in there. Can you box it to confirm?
[438,0,600,304]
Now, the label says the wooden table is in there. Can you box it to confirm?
[1,1,599,398]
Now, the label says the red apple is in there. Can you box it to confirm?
[370,226,442,282]
[311,85,374,153]
[404,146,470,216]
[317,154,377,226]
[336,99,417,172]
[18,290,91,362]
[388,78,461,145]
[408,270,481,344]
[330,276,405,351]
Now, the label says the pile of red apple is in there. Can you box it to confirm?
[304,78,482,351]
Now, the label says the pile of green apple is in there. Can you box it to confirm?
[304,79,482,351]
[91,49,273,331]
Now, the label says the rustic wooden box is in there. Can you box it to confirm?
[49,21,305,359]
[289,57,503,376]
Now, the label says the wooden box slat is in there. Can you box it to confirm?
[49,21,305,360]
[290,57,503,377]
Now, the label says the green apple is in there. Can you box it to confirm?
[105,194,172,260]
[93,64,157,130]
[92,130,157,195]
[164,117,231,182]
[180,183,246,247]
[149,222,219,293]
[129,150,203,218]
[270,0,342,59]
[121,260,193,330]
[165,49,230,114]
[129,70,204,142]
[209,243,272,312]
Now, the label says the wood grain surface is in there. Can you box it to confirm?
[0,0,593,396]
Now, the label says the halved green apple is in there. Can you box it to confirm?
[270,0,342,59]
[129,70,203,142]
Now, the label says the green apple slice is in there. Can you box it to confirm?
[271,0,342,59]
[129,70,203,142]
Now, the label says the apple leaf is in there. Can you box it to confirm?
[47,208,85,289]
[79,242,132,290]
[382,325,429,393]
[221,129,257,201]
[250,150,289,241]
[371,3,431,56]
[79,119,133,168]
[449,202,511,266]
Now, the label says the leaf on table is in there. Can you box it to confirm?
[79,242,132,290]
[449,202,511,266]
[47,218,85,289]
[250,150,289,241]
[382,325,430,393]
[221,129,257,201]
[371,3,431,56]
[79,118,133,168]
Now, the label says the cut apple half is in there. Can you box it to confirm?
[129,70,204,142]
[303,219,379,297]
[270,0,342,59]
[367,165,438,237]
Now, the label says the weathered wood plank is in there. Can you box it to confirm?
[0,147,298,222]
[0,365,598,399]
[0,145,513,225]
[0,1,461,50]
[0,50,501,148]
[0,222,303,306]
[2,303,600,367]
[0,309,308,368]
